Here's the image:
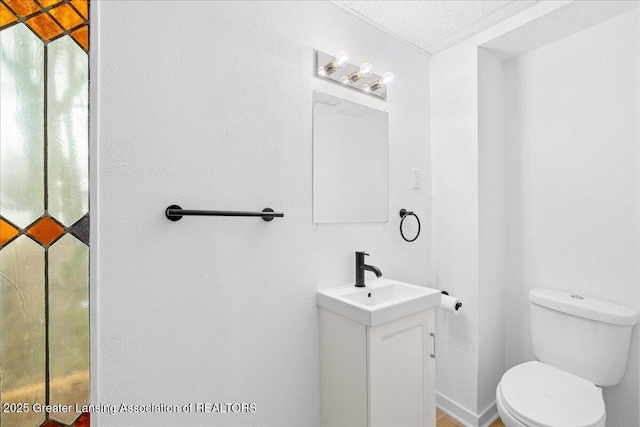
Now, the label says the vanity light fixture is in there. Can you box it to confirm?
[318,50,350,76]
[314,49,393,100]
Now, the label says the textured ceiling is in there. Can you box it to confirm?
[338,1,539,55]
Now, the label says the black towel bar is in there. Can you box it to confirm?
[165,205,284,222]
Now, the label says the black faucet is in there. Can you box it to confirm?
[355,251,383,287]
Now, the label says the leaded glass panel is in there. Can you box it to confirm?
[0,2,90,426]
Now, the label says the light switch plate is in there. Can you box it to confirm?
[412,168,422,189]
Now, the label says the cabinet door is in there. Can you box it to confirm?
[319,308,368,426]
[368,309,435,427]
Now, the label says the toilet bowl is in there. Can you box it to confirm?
[496,361,605,427]
[495,289,638,427]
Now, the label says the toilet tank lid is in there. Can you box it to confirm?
[529,289,638,326]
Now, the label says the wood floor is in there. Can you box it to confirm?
[436,408,505,427]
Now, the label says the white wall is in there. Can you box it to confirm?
[431,2,571,423]
[432,1,639,426]
[431,37,480,420]
[92,1,430,425]
[477,48,506,418]
[504,10,640,427]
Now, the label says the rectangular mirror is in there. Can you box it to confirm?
[313,91,389,223]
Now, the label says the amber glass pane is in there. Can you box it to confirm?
[0,2,17,27]
[70,0,87,19]
[71,25,88,51]
[25,12,63,40]
[49,3,83,31]
[39,0,65,7]
[0,24,45,228]
[0,218,19,246]
[0,236,46,427]
[49,234,89,425]
[26,216,65,246]
[48,35,89,226]
[3,0,40,17]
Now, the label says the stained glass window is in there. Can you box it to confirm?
[0,1,90,426]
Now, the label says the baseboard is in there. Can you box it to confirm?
[478,401,499,427]
[436,392,478,426]
[436,392,499,427]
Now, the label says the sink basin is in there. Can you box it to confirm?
[317,278,441,326]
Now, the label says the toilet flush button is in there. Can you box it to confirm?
[570,295,584,300]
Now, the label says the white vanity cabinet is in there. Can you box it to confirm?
[319,307,436,427]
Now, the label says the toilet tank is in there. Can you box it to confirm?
[529,288,638,387]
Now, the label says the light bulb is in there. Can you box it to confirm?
[336,51,350,67]
[322,51,351,75]
[359,63,373,77]
[381,72,395,85]
[348,62,374,84]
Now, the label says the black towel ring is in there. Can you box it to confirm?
[399,209,421,242]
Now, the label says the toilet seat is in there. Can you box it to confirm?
[499,361,605,427]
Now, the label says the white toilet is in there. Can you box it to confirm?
[496,288,639,427]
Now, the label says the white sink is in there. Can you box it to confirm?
[317,278,441,326]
